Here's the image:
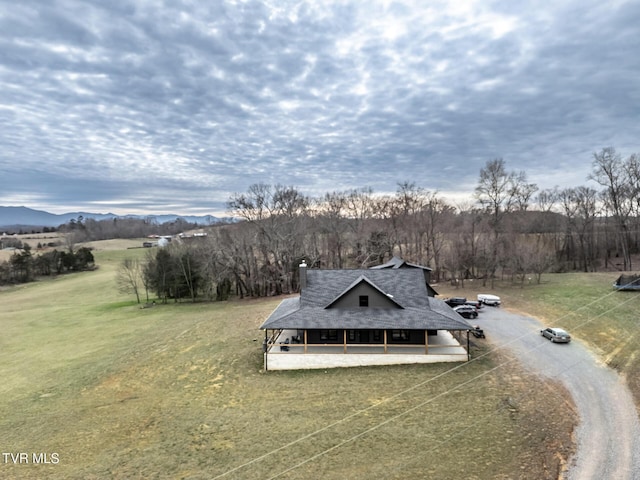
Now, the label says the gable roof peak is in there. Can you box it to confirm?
[324,273,404,309]
[370,256,432,271]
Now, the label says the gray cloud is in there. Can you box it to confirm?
[1,0,639,214]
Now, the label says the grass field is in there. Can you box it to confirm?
[1,246,577,479]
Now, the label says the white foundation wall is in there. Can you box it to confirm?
[264,353,468,371]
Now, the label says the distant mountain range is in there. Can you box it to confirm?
[0,206,224,229]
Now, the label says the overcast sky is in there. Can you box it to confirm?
[1,0,639,215]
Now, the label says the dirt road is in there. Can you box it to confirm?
[475,308,640,479]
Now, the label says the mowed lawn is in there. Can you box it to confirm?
[1,246,575,479]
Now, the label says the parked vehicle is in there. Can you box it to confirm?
[471,325,485,338]
[465,300,482,310]
[478,294,501,306]
[445,296,467,307]
[540,327,571,343]
[453,304,478,319]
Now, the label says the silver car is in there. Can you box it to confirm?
[540,327,571,343]
[453,304,478,319]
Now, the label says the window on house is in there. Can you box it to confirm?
[359,295,369,307]
[373,330,381,342]
[392,329,410,341]
[320,329,338,341]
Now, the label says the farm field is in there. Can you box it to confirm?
[1,244,575,479]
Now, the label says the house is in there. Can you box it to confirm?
[259,262,472,371]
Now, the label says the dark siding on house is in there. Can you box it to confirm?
[305,329,426,345]
[329,282,400,308]
[307,329,344,344]
[347,329,384,343]
[386,329,426,344]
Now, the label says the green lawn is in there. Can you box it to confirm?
[1,249,575,479]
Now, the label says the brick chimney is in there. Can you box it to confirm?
[299,260,307,290]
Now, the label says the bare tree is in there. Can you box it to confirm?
[227,183,309,295]
[589,147,633,270]
[272,184,310,292]
[117,258,143,304]
[528,235,557,284]
[474,159,515,286]
[371,193,402,258]
[474,159,540,285]
[536,187,559,213]
[475,159,514,219]
[393,182,423,260]
[509,171,538,211]
[318,191,350,268]
[443,228,476,288]
[220,226,259,298]
[574,186,599,272]
[623,153,640,252]
[510,237,556,286]
[344,187,376,264]
[455,202,485,280]
[558,186,600,272]
[194,236,232,301]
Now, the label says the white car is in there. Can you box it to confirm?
[478,294,501,306]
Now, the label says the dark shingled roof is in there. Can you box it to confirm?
[614,274,640,290]
[369,256,438,296]
[370,255,433,271]
[260,268,471,331]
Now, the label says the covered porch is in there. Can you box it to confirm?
[263,328,470,371]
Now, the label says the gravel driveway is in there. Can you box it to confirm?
[474,307,640,479]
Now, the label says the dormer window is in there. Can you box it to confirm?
[359,295,369,307]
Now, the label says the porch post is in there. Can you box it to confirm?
[425,330,428,354]
[383,330,388,353]
[264,330,268,371]
[304,329,308,353]
[343,330,347,353]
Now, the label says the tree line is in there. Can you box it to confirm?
[0,216,206,286]
[59,215,205,241]
[0,244,95,285]
[117,147,640,303]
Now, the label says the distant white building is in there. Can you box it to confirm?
[158,237,170,247]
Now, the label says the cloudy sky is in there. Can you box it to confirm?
[1,0,639,215]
